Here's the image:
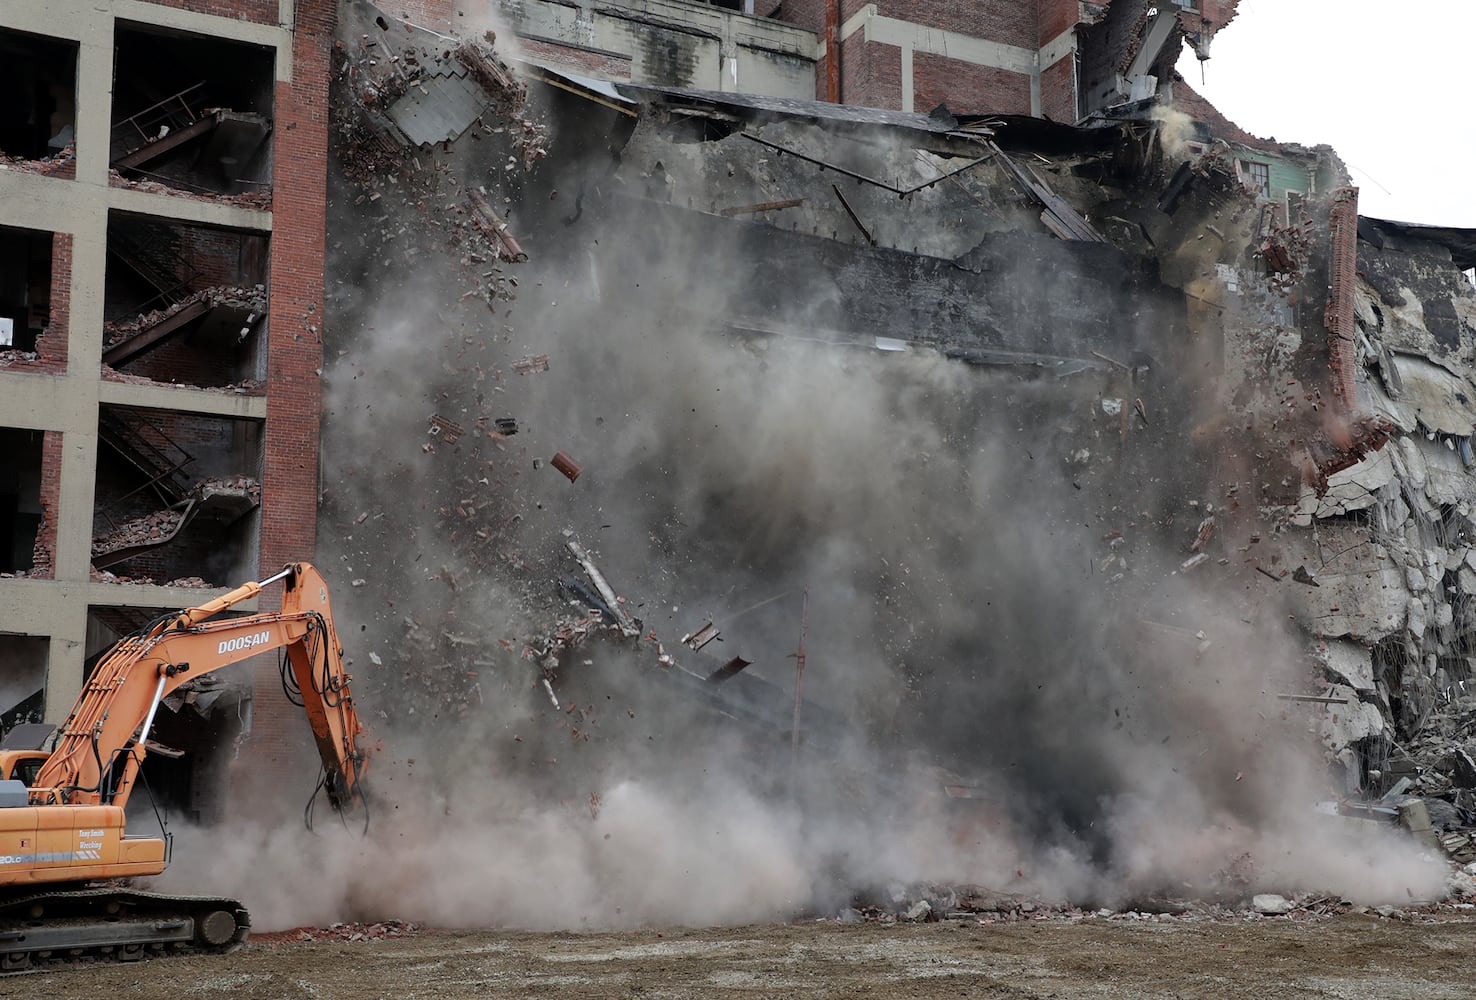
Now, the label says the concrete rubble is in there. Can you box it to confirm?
[102,285,267,352]
[255,920,419,945]
[0,143,76,178]
[106,168,273,210]
[90,476,261,583]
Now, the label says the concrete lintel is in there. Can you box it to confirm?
[0,579,88,634]
[612,0,815,47]
[87,581,256,612]
[0,3,94,41]
[108,186,273,232]
[0,579,89,723]
[111,1,294,82]
[0,373,93,432]
[0,171,99,235]
[732,29,818,60]
[97,380,269,420]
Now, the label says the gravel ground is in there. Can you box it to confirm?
[5,915,1475,999]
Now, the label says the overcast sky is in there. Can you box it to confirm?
[1174,0,1474,227]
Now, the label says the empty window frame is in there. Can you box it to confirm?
[1239,159,1271,200]
[0,29,78,161]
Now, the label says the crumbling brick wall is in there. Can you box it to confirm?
[1325,186,1359,412]
[518,38,632,80]
[1039,53,1075,121]
[32,233,71,375]
[28,431,62,579]
[1188,0,1239,34]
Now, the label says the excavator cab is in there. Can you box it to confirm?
[0,723,54,788]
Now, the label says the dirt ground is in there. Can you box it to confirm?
[6,915,1476,999]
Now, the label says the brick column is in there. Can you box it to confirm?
[28,431,64,579]
[37,233,72,375]
[245,0,336,799]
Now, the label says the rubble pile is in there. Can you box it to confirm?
[0,143,76,178]
[107,169,273,210]
[197,475,261,499]
[88,476,259,588]
[1390,696,1476,862]
[839,883,1476,925]
[0,351,40,368]
[257,920,419,945]
[92,507,188,558]
[103,284,267,350]
[100,365,265,394]
[89,567,159,585]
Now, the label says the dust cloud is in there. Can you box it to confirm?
[158,22,1445,928]
[1151,104,1198,160]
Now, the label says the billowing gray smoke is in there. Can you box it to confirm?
[157,22,1442,927]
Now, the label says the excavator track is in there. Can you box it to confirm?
[0,888,249,971]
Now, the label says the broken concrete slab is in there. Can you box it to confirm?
[1251,894,1292,916]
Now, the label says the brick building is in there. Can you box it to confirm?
[788,0,1240,117]
[0,0,332,818]
[487,0,1239,119]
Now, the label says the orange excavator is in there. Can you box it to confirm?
[0,562,368,969]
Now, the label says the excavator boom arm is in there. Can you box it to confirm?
[30,563,367,811]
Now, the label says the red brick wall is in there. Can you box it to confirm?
[1194,0,1239,33]
[1325,186,1358,412]
[882,0,1037,46]
[242,0,335,804]
[142,0,279,24]
[784,0,824,34]
[1039,51,1075,121]
[175,229,266,291]
[35,234,71,375]
[1038,0,1082,42]
[1176,0,1239,53]
[28,431,62,579]
[518,38,633,80]
[914,51,1031,114]
[841,36,902,110]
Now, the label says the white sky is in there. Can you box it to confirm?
[1174,0,1476,227]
